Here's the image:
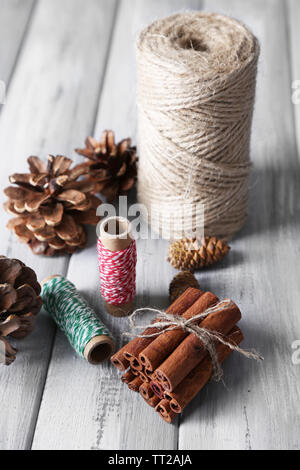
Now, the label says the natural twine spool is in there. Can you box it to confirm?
[98,216,136,317]
[136,12,260,239]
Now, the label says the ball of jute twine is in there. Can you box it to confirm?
[136,12,260,239]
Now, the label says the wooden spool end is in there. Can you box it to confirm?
[99,216,135,317]
[104,300,134,318]
[84,335,115,364]
[41,274,62,287]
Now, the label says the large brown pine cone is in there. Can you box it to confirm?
[4,155,102,256]
[75,130,137,202]
[0,256,42,365]
[167,237,230,272]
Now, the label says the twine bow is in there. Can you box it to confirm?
[124,299,263,381]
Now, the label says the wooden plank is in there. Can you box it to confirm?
[31,0,204,451]
[0,0,35,86]
[0,0,117,450]
[178,0,300,450]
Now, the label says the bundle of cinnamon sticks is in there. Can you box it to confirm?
[111,287,244,423]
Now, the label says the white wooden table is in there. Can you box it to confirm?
[0,0,299,451]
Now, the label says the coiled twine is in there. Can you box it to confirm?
[41,275,114,363]
[97,239,137,306]
[137,12,259,239]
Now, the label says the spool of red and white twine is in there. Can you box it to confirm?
[98,216,137,317]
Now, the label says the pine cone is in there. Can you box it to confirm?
[0,316,19,365]
[169,271,200,303]
[4,155,102,256]
[167,237,230,272]
[75,130,137,202]
[0,256,43,365]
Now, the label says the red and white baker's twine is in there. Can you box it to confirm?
[97,239,137,305]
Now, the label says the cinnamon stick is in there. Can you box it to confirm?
[110,287,202,368]
[155,399,177,423]
[150,380,165,399]
[110,351,130,371]
[139,291,218,371]
[121,369,136,384]
[165,327,243,413]
[139,382,154,400]
[155,300,242,392]
[127,376,143,392]
[145,368,153,380]
[139,370,150,382]
[147,395,160,408]
[139,386,160,408]
[130,356,143,371]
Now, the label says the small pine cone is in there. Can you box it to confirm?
[167,237,230,272]
[75,130,137,202]
[0,256,43,365]
[169,271,200,304]
[4,155,102,256]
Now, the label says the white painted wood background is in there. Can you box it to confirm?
[0,0,299,450]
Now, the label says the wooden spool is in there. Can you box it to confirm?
[41,274,115,364]
[99,216,135,317]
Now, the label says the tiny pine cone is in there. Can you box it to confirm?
[167,237,230,272]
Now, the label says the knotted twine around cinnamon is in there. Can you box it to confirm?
[124,300,263,383]
[137,12,260,239]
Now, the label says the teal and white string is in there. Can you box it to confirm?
[41,275,114,358]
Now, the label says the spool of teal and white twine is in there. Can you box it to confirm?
[41,275,115,364]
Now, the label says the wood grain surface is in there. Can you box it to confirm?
[0,0,299,450]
